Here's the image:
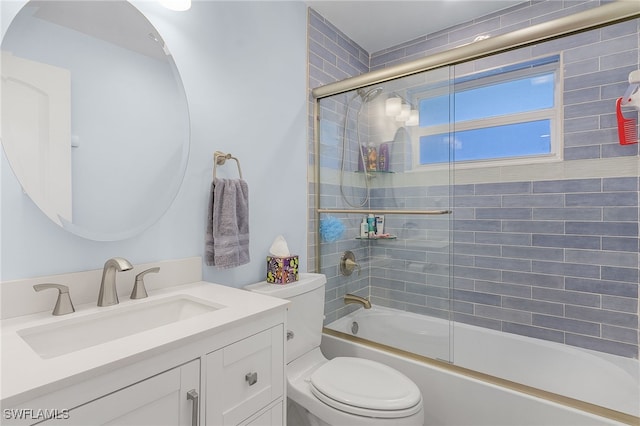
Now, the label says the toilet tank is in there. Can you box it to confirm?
[245,273,326,363]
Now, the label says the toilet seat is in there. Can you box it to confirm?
[309,357,422,419]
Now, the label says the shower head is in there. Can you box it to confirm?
[357,87,383,103]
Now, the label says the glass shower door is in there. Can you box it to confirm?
[315,66,455,364]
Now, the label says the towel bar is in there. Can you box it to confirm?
[213,151,243,179]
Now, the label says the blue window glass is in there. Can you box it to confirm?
[417,56,558,166]
[419,95,450,127]
[420,120,552,164]
[420,72,554,127]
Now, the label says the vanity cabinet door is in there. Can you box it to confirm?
[39,360,200,426]
[205,325,284,426]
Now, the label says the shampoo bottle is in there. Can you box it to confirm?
[360,216,369,238]
[367,144,377,171]
[357,144,366,172]
[367,214,376,237]
[378,143,390,171]
[375,215,385,235]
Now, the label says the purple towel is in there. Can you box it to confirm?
[205,178,250,268]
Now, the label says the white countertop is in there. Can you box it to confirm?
[1,281,289,406]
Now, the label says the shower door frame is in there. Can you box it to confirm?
[312,2,640,425]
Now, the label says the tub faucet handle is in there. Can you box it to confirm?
[33,283,75,316]
[340,251,361,276]
[345,259,361,275]
[131,267,160,300]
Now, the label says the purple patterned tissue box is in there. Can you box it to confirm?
[266,255,299,284]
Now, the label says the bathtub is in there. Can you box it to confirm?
[323,306,639,425]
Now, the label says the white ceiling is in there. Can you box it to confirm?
[306,1,524,53]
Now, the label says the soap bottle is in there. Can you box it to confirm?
[360,216,369,238]
[357,144,366,172]
[378,142,390,172]
[367,143,377,171]
[375,215,385,235]
[367,214,376,237]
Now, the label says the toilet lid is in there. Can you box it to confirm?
[310,357,421,413]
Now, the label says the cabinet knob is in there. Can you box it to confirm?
[245,372,258,386]
[286,330,294,340]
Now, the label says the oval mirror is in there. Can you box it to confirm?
[1,0,190,241]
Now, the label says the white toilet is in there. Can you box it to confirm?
[245,273,424,426]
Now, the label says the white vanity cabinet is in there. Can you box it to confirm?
[39,360,200,426]
[38,322,286,426]
[1,283,288,426]
[5,322,285,426]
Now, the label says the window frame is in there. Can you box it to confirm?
[411,57,563,171]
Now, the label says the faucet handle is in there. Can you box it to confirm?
[340,251,361,276]
[344,259,361,275]
[33,283,75,316]
[130,267,160,300]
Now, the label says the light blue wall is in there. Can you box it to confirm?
[1,1,308,287]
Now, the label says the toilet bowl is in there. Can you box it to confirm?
[245,273,424,426]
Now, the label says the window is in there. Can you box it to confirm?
[415,56,561,167]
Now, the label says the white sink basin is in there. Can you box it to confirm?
[18,295,222,359]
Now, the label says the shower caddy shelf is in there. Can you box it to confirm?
[317,209,452,215]
[318,209,450,241]
[355,235,397,240]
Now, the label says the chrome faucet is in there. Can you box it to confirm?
[344,293,372,309]
[97,257,133,306]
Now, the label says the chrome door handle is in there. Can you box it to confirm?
[245,372,258,386]
[186,389,198,426]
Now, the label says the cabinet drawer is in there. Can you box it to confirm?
[206,325,283,426]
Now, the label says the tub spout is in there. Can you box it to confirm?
[344,293,371,309]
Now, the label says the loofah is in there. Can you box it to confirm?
[319,216,345,242]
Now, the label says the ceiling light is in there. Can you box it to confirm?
[385,97,402,117]
[396,104,410,122]
[159,0,191,11]
[405,110,419,126]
